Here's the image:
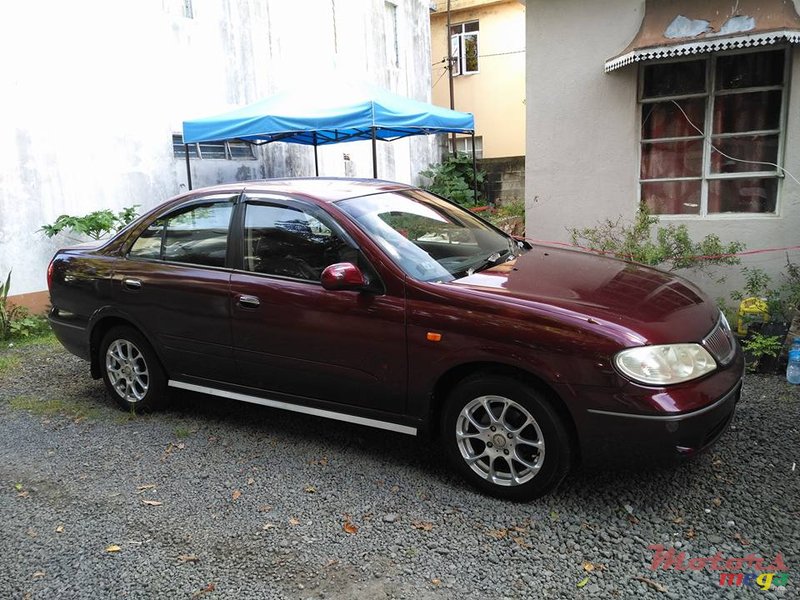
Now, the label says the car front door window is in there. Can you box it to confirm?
[243,203,358,281]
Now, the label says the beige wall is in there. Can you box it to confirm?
[431,0,526,158]
[525,0,800,299]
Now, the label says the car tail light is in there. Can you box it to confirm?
[47,257,55,290]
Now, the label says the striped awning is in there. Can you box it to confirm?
[605,0,800,72]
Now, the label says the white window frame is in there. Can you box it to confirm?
[455,135,483,159]
[172,135,256,161]
[450,21,479,76]
[638,47,790,218]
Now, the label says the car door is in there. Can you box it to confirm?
[229,194,407,413]
[115,194,237,384]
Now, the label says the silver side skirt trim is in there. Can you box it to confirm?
[168,380,418,436]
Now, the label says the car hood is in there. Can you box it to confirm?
[447,245,720,345]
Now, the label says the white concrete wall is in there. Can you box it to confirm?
[525,0,800,299]
[0,0,437,297]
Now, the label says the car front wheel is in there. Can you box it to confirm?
[442,374,572,501]
[99,326,166,412]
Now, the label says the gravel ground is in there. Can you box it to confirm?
[1,339,798,599]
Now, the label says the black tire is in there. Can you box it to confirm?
[99,326,166,412]
[441,373,572,501]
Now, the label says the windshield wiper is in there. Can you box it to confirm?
[466,247,515,276]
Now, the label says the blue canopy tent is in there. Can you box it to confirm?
[181,80,476,190]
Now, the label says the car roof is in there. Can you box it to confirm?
[239,177,416,203]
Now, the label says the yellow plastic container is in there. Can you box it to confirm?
[737,297,769,336]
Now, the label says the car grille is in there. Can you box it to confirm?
[702,317,736,366]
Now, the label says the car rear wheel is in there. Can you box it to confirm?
[99,326,166,412]
[442,374,571,501]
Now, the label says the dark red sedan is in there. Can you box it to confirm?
[47,178,744,500]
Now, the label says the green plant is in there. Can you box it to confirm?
[9,312,49,339]
[420,153,485,207]
[40,205,139,240]
[741,332,783,373]
[0,271,28,340]
[481,199,526,235]
[729,262,799,324]
[569,206,745,272]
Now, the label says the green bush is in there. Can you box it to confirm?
[420,153,485,207]
[741,332,783,373]
[729,261,800,324]
[40,205,139,240]
[0,272,51,341]
[569,205,745,272]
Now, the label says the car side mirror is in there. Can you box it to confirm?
[320,262,367,291]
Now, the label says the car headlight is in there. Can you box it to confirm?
[614,344,717,385]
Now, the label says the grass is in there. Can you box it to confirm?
[174,426,192,439]
[0,354,20,375]
[9,329,59,348]
[8,395,102,421]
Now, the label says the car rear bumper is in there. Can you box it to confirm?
[48,309,90,362]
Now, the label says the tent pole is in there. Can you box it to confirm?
[471,131,478,203]
[371,127,378,179]
[313,132,319,176]
[184,144,193,191]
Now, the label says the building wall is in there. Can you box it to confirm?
[525,0,800,297]
[431,0,526,158]
[0,0,437,301]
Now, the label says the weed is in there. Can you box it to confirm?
[0,355,20,375]
[8,395,101,421]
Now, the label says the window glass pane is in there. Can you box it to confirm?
[163,202,233,267]
[709,134,779,174]
[708,177,778,213]
[641,140,703,179]
[172,135,198,159]
[464,21,479,32]
[642,60,705,98]
[715,50,784,90]
[244,204,356,281]
[228,141,255,159]
[129,220,165,259]
[450,25,461,35]
[641,98,705,139]
[450,35,461,76]
[464,33,478,72]
[641,180,701,215]
[712,90,781,133]
[198,141,227,159]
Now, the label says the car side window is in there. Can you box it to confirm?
[129,201,233,268]
[244,203,358,281]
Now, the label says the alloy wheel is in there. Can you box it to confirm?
[105,339,150,403]
[455,394,545,487]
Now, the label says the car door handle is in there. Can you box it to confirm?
[123,278,142,290]
[237,295,260,309]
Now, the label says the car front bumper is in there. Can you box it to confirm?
[568,352,745,465]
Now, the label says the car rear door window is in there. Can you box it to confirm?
[243,203,358,281]
[129,200,234,267]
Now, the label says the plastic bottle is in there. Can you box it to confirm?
[787,337,800,385]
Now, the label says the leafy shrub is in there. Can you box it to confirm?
[480,199,525,236]
[729,260,800,324]
[0,272,51,341]
[40,205,139,240]
[420,153,485,207]
[741,332,783,373]
[569,206,745,272]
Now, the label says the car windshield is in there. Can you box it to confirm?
[337,190,516,282]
